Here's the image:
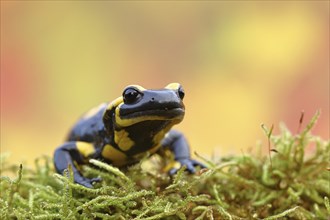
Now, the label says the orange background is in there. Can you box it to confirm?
[1,1,329,165]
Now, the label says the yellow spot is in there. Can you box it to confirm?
[82,103,107,119]
[114,129,134,151]
[163,161,181,173]
[106,97,124,111]
[102,144,127,166]
[165,83,180,90]
[103,97,123,122]
[76,142,95,158]
[115,103,124,121]
[125,85,146,91]
[153,125,174,146]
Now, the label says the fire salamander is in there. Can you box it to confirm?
[54,83,205,187]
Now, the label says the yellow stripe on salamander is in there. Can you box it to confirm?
[152,125,173,147]
[102,144,127,166]
[163,161,181,173]
[76,142,96,158]
[106,97,124,111]
[125,85,146,91]
[114,129,134,151]
[115,112,182,127]
[165,82,180,90]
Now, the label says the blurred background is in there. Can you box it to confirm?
[1,1,329,165]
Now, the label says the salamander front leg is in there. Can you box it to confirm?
[161,130,206,175]
[54,141,101,188]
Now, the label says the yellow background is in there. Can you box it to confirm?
[1,1,329,165]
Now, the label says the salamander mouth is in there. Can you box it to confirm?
[120,107,185,119]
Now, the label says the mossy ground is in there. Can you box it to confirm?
[1,112,329,219]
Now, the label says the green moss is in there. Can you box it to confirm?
[1,112,329,219]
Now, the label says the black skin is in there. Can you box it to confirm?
[54,84,205,188]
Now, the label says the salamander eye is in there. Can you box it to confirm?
[178,86,185,100]
[123,87,141,104]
